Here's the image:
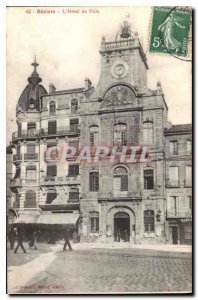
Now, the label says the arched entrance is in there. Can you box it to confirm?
[114,212,130,242]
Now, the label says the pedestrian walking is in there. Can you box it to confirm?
[14,227,27,254]
[8,226,16,250]
[63,229,72,251]
[29,231,37,250]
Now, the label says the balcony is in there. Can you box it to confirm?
[13,154,22,163]
[166,180,180,188]
[166,209,192,219]
[98,191,142,202]
[12,130,40,141]
[24,153,38,161]
[40,175,80,185]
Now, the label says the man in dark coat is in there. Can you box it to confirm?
[63,229,72,251]
[8,226,16,250]
[14,227,27,254]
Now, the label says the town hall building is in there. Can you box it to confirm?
[8,21,192,245]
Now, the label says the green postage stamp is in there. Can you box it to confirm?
[149,7,192,57]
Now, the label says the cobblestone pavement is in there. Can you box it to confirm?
[11,247,192,294]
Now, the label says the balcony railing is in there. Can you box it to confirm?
[12,130,40,141]
[166,180,180,188]
[40,176,80,185]
[40,125,80,137]
[12,126,80,141]
[184,180,192,187]
[24,153,38,161]
[13,154,22,162]
[166,209,192,219]
[98,191,142,201]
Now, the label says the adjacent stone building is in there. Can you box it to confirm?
[8,21,192,244]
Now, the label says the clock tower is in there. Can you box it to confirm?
[95,20,149,98]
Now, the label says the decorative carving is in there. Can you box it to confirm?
[103,85,136,107]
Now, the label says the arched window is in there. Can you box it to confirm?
[113,166,128,194]
[144,210,155,233]
[143,121,153,145]
[25,190,36,208]
[71,99,78,113]
[89,212,99,233]
[89,171,99,191]
[89,125,99,147]
[46,189,57,204]
[114,123,127,146]
[49,101,56,115]
[68,188,79,203]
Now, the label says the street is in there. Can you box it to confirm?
[7,242,192,294]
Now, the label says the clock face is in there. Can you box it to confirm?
[111,61,129,79]
[114,64,125,76]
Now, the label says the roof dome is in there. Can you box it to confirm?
[17,57,47,112]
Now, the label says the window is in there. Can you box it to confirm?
[46,189,57,204]
[185,166,192,186]
[49,101,56,115]
[68,188,79,203]
[89,212,99,233]
[113,166,128,194]
[27,122,36,136]
[47,165,57,178]
[144,169,154,190]
[89,125,99,147]
[89,171,99,191]
[26,166,37,180]
[68,164,79,176]
[25,190,36,208]
[70,119,79,132]
[71,99,78,113]
[168,166,179,186]
[144,210,155,233]
[167,196,179,216]
[143,121,153,145]
[114,123,127,146]
[48,121,57,134]
[170,141,178,155]
[27,144,35,154]
[187,140,192,155]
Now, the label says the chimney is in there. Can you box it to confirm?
[49,83,56,94]
[84,78,92,91]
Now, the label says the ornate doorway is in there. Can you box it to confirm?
[114,212,130,242]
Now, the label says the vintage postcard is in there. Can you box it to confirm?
[6,6,192,294]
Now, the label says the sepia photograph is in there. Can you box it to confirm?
[6,6,192,294]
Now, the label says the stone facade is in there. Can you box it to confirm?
[8,22,192,244]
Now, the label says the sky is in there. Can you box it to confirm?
[6,6,192,145]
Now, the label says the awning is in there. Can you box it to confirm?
[13,212,79,229]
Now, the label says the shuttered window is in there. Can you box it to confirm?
[25,190,36,208]
[89,212,99,233]
[48,121,57,134]
[47,165,57,177]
